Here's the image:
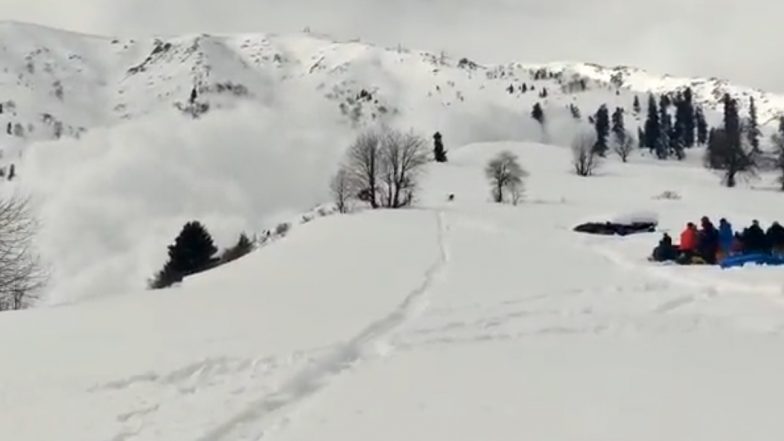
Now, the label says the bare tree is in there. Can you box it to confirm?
[341,127,428,209]
[345,130,382,208]
[0,196,45,311]
[485,151,528,204]
[379,129,429,208]
[330,168,351,213]
[572,130,601,176]
[613,130,634,163]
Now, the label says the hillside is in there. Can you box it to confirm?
[3,141,784,440]
[1,20,782,159]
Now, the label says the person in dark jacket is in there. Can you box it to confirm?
[652,233,678,262]
[742,220,768,254]
[718,218,733,260]
[697,216,719,264]
[730,232,745,256]
[766,221,784,255]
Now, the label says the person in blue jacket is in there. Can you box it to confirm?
[718,218,734,260]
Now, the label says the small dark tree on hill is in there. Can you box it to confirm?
[220,233,254,264]
[633,95,641,114]
[531,103,545,125]
[637,127,645,149]
[659,95,673,159]
[704,95,756,188]
[539,88,548,98]
[593,104,610,156]
[611,107,625,146]
[485,151,528,204]
[771,117,784,191]
[746,97,760,153]
[696,106,708,145]
[150,221,218,289]
[644,94,660,154]
[433,132,448,163]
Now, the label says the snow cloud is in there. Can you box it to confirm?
[21,97,351,304]
[0,0,781,91]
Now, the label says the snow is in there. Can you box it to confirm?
[4,138,784,440]
[4,20,784,441]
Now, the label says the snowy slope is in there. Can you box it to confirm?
[1,20,783,157]
[3,140,784,440]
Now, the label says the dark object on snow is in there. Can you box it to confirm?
[574,221,656,236]
[447,194,455,202]
[651,233,678,262]
[742,220,768,254]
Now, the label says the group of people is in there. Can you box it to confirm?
[652,217,784,265]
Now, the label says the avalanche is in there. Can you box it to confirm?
[2,140,784,440]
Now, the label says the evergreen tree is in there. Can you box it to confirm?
[696,106,708,145]
[521,83,528,93]
[775,117,784,191]
[704,94,757,187]
[433,132,448,162]
[531,103,545,125]
[747,97,760,153]
[611,107,626,146]
[659,95,673,159]
[633,96,641,114]
[674,88,695,148]
[539,88,548,98]
[593,104,610,156]
[221,233,254,264]
[644,94,660,154]
[637,127,645,148]
[151,221,218,289]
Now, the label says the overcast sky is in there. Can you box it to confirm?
[1,0,781,92]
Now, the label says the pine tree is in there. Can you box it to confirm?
[775,117,784,191]
[644,94,660,154]
[633,96,641,114]
[531,103,545,125]
[611,107,626,146]
[747,97,760,153]
[539,88,548,98]
[521,83,528,93]
[674,88,695,148]
[593,104,610,156]
[659,95,673,159]
[637,127,645,148]
[433,132,448,162]
[221,233,254,263]
[696,106,708,145]
[704,94,757,187]
[151,221,219,289]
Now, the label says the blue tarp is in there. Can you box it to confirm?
[720,253,784,269]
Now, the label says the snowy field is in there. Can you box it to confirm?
[3,140,784,440]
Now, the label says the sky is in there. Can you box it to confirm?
[0,0,781,92]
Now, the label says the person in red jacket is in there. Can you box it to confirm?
[680,222,698,253]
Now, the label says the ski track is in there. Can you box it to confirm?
[195,210,450,441]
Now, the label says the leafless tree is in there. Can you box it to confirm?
[378,129,429,208]
[345,130,382,208]
[485,151,528,204]
[341,127,428,209]
[330,168,351,213]
[613,130,634,163]
[0,195,45,311]
[572,130,601,177]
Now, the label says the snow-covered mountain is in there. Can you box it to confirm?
[1,20,783,155]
